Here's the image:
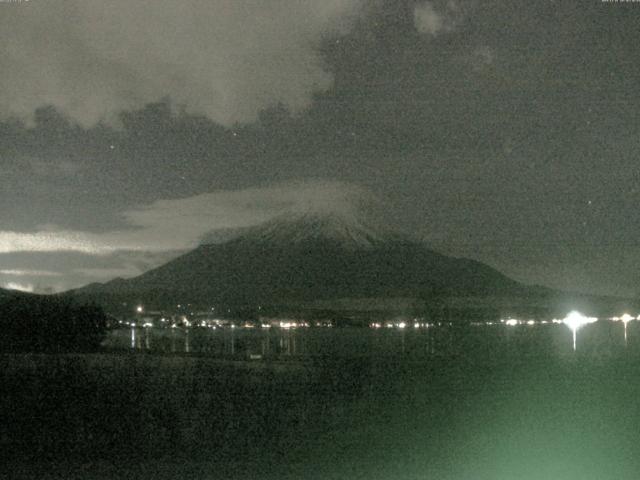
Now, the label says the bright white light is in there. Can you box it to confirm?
[563,311,597,331]
[526,320,536,326]
[620,313,634,324]
[505,319,519,327]
[136,305,143,313]
[397,322,406,329]
[563,311,597,351]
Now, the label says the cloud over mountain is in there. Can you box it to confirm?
[0,180,377,290]
[0,180,374,254]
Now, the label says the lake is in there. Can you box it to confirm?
[4,318,640,480]
[103,318,639,359]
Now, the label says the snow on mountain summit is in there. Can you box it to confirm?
[199,183,408,249]
[239,208,404,249]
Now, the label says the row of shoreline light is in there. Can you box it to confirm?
[123,310,639,333]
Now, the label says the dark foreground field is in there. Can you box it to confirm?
[2,349,640,480]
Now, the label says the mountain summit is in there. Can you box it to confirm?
[237,209,405,250]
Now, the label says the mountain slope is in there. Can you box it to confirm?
[74,211,538,312]
[0,287,31,302]
[0,287,14,302]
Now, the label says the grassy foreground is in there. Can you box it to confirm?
[3,349,640,479]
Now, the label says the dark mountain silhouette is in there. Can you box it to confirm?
[72,210,558,315]
[0,287,31,303]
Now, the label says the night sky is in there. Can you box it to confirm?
[1,0,639,296]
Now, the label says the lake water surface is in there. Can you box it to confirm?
[103,319,640,360]
[5,319,640,480]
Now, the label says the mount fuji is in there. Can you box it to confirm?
[73,207,554,315]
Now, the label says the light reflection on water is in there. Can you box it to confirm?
[12,318,640,480]
[107,320,639,359]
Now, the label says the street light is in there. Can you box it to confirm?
[620,313,633,345]
[563,311,597,351]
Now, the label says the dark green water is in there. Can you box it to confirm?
[104,319,635,359]
[3,322,640,479]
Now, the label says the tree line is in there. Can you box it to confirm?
[0,295,107,352]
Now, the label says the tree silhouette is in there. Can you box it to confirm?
[0,295,107,352]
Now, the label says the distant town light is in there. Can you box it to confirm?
[136,305,143,313]
[505,319,519,327]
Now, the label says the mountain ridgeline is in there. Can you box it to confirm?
[73,211,563,317]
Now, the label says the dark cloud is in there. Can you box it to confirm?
[1,0,640,296]
[0,0,365,126]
